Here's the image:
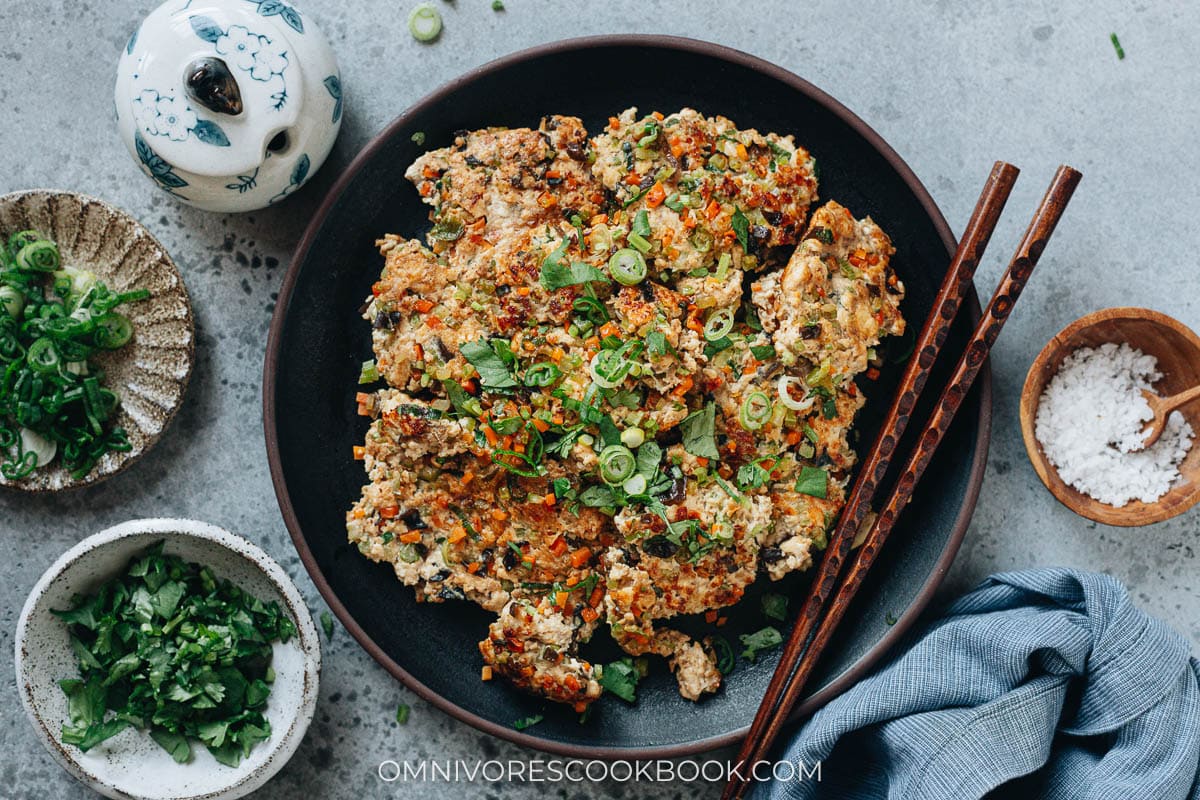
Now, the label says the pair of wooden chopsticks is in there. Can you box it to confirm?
[723,162,1082,800]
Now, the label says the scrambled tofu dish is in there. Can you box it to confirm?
[346,108,905,711]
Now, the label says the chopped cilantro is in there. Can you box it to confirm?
[762,593,788,621]
[513,714,544,731]
[492,0,505,9]
[731,207,750,251]
[645,330,669,357]
[579,484,617,508]
[52,541,294,766]
[749,344,776,360]
[794,466,828,498]
[680,402,720,460]
[320,611,334,641]
[740,626,783,662]
[460,339,519,389]
[1110,32,1125,60]
[540,259,609,291]
[598,658,641,703]
[410,131,426,145]
[710,635,736,674]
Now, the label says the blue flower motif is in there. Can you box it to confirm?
[215,25,260,71]
[251,38,288,82]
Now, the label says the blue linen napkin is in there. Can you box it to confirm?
[754,568,1200,800]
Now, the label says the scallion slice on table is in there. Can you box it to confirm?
[408,3,442,42]
[608,247,647,285]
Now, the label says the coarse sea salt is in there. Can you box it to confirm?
[1034,342,1194,507]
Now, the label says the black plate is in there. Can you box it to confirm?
[264,35,991,758]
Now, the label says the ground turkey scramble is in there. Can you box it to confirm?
[346,108,906,710]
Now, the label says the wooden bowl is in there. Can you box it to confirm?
[1020,308,1200,526]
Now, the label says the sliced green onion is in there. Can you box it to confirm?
[93,313,133,349]
[626,233,651,254]
[27,337,60,374]
[599,445,636,485]
[620,427,644,448]
[590,344,641,389]
[715,253,731,280]
[19,427,57,467]
[777,375,815,411]
[703,308,735,341]
[688,228,713,253]
[608,248,647,286]
[408,3,442,41]
[358,359,379,384]
[523,362,562,387]
[0,285,24,317]
[622,473,647,495]
[15,239,60,272]
[739,390,773,431]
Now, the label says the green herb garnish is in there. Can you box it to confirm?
[680,402,720,460]
[540,259,609,291]
[598,658,641,702]
[739,626,783,662]
[762,593,788,621]
[794,466,828,498]
[1110,32,1125,60]
[513,714,544,730]
[320,611,334,641]
[731,208,750,251]
[52,541,295,766]
[460,338,519,389]
[396,703,411,724]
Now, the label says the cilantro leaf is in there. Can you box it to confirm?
[513,714,544,731]
[579,484,617,508]
[540,260,609,291]
[150,728,192,763]
[794,466,828,498]
[320,611,334,641]
[599,658,641,703]
[731,208,750,251]
[460,339,519,388]
[761,593,788,622]
[749,344,776,360]
[680,402,720,460]
[740,626,783,662]
[645,330,669,357]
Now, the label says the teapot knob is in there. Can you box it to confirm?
[184,57,243,116]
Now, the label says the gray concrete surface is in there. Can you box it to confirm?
[2,0,1197,797]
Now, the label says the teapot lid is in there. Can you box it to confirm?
[121,1,306,178]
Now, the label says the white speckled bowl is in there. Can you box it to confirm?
[15,519,321,800]
[0,190,194,492]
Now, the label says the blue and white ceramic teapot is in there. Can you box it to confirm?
[115,0,342,212]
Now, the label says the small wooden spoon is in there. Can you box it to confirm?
[1137,385,1200,450]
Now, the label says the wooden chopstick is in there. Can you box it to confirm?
[725,164,1082,800]
[722,161,1019,800]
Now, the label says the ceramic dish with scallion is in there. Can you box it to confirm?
[15,518,321,800]
[0,190,193,492]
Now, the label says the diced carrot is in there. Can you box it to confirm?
[672,375,694,396]
[537,190,557,208]
[462,379,478,394]
[736,143,748,161]
[549,535,568,556]
[705,610,719,623]
[588,584,605,608]
[555,591,569,607]
[413,343,424,362]
[516,286,531,296]
[481,666,493,681]
[645,182,666,208]
[461,470,475,486]
[399,531,422,544]
[661,228,675,247]
[590,213,609,225]
[356,392,372,404]
[379,505,400,519]
[584,335,600,350]
[680,208,696,229]
[550,348,565,363]
[580,607,599,623]
[482,425,499,446]
[425,314,443,329]
[717,616,728,627]
[352,445,366,460]
[668,136,683,158]
[448,526,467,544]
[599,321,620,339]
[551,414,564,425]
[652,111,664,121]
[623,171,642,186]
[467,562,481,574]
[531,418,550,433]
[570,547,592,568]
[866,367,881,381]
[414,298,435,313]
[608,116,620,130]
[501,435,514,451]
[491,508,509,521]
[543,493,556,506]
[352,508,366,519]
[545,169,562,180]
[696,456,709,467]
[705,199,721,220]
[786,429,802,446]
[419,182,433,198]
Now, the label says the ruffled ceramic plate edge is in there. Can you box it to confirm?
[0,190,195,492]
